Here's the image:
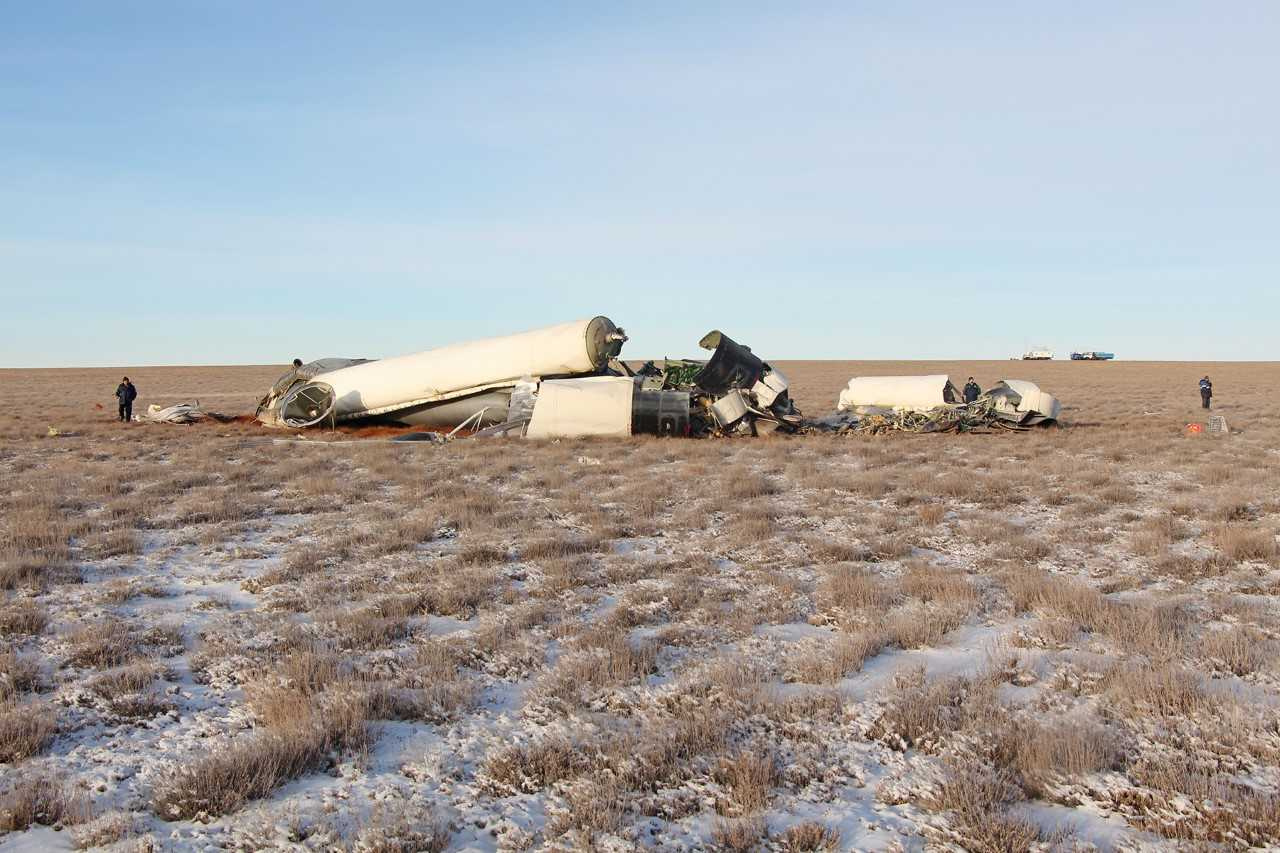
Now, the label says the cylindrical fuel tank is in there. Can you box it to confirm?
[278,317,625,427]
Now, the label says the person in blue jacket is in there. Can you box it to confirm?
[1199,376,1213,409]
[962,377,981,404]
[115,377,138,422]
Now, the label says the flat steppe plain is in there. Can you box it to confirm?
[1,361,1277,851]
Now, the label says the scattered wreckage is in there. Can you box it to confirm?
[137,401,231,425]
[813,375,1061,434]
[256,319,799,440]
[253,318,1058,441]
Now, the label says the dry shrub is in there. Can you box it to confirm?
[0,700,56,763]
[715,748,780,815]
[1212,524,1278,563]
[519,535,604,561]
[420,567,497,617]
[0,773,90,833]
[711,815,767,851]
[0,498,74,590]
[349,801,451,853]
[548,773,625,840]
[243,549,324,592]
[1006,571,1108,630]
[366,680,477,725]
[0,598,47,636]
[1103,663,1215,717]
[901,561,976,605]
[871,668,979,751]
[989,717,1122,797]
[849,470,892,499]
[1097,483,1137,506]
[0,651,43,701]
[337,606,411,651]
[781,821,841,851]
[153,688,374,820]
[1126,754,1280,846]
[482,734,592,794]
[917,503,947,526]
[788,629,886,684]
[925,761,1048,852]
[884,603,970,649]
[88,660,171,719]
[1208,493,1253,522]
[818,563,894,612]
[807,538,872,564]
[65,619,137,669]
[1199,626,1275,677]
[542,629,657,703]
[83,527,141,558]
[723,472,781,501]
[1006,534,1053,560]
[71,810,144,848]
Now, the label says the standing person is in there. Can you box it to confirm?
[115,377,138,422]
[962,376,981,404]
[1199,375,1213,409]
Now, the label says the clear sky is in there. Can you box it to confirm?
[2,1,1277,366]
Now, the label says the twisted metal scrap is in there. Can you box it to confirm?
[806,398,1026,436]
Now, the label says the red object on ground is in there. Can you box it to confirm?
[1186,423,1204,435]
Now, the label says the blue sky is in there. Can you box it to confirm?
[2,1,1277,365]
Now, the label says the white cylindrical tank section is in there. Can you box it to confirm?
[526,377,634,439]
[837,375,959,413]
[280,317,625,426]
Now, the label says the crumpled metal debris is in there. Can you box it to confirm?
[138,401,230,425]
[810,376,1061,434]
[509,329,800,439]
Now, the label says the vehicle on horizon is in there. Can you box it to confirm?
[1070,351,1115,361]
[1022,347,1054,361]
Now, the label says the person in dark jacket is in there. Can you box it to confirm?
[1199,376,1212,409]
[962,377,981,404]
[115,377,137,422]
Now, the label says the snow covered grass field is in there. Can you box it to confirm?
[2,361,1278,851]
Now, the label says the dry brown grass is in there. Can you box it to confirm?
[0,700,56,764]
[714,748,781,815]
[2,360,1279,847]
[0,774,90,833]
[1212,523,1278,563]
[925,761,1053,852]
[88,660,171,719]
[711,815,767,851]
[152,686,374,820]
[65,619,138,669]
[0,599,47,636]
[781,821,841,851]
[0,651,43,702]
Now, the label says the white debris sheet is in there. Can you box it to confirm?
[138,401,214,424]
[526,376,634,439]
[837,375,961,412]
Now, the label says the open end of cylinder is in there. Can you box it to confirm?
[279,382,336,428]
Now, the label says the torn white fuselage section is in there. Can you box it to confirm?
[255,317,628,430]
[837,375,961,414]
